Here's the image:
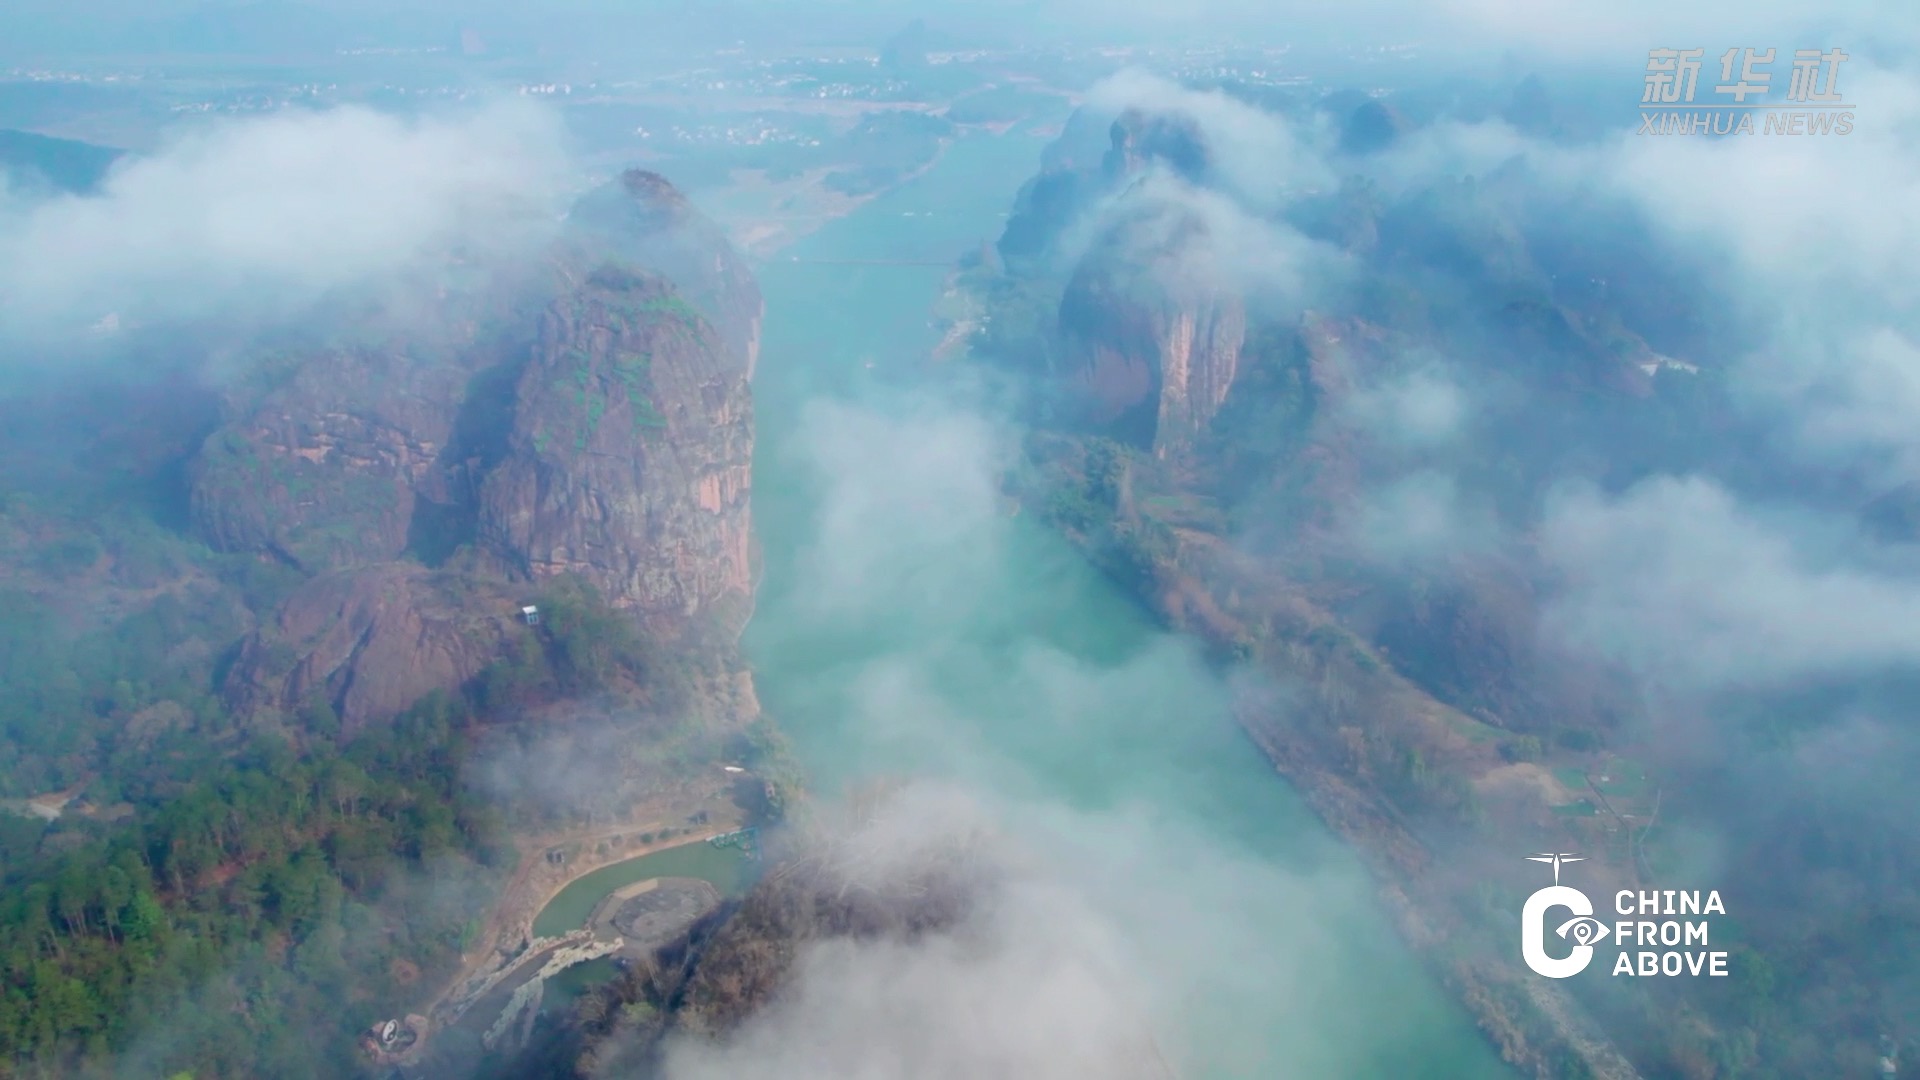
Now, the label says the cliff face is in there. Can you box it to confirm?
[183,270,558,576]
[1057,200,1246,456]
[198,169,761,732]
[987,104,1249,456]
[223,563,519,736]
[187,345,475,572]
[478,264,755,637]
[1102,107,1210,183]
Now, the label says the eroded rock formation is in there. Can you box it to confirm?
[223,562,521,736]
[478,264,755,635]
[565,169,764,378]
[1058,198,1246,456]
[1102,106,1211,183]
[201,168,764,732]
[188,345,473,573]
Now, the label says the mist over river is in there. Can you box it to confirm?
[731,130,1513,1078]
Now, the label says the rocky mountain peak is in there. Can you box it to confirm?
[1339,98,1411,155]
[186,166,762,733]
[569,170,764,377]
[1103,107,1211,183]
[616,168,693,224]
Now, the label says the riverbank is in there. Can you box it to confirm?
[531,829,756,939]
[1236,698,1641,1080]
[421,791,744,1029]
[1080,514,1647,1079]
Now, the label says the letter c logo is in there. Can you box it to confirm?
[1523,885,1594,978]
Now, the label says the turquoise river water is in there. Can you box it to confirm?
[727,129,1515,1079]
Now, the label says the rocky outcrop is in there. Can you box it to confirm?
[563,170,764,379]
[1057,199,1246,456]
[978,90,1678,1077]
[186,268,560,575]
[1337,98,1410,155]
[204,169,763,731]
[478,263,754,637]
[997,105,1216,272]
[997,169,1105,271]
[223,562,521,736]
[188,346,476,572]
[1102,107,1210,183]
[994,105,1244,453]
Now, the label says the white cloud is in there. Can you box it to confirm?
[782,395,1015,627]
[1351,470,1499,567]
[1607,65,1920,303]
[0,98,568,338]
[1084,69,1336,210]
[717,387,1481,1077]
[654,774,1406,1080]
[1540,476,1920,689]
[1343,363,1470,448]
[1589,64,1920,475]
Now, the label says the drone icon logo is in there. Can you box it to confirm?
[1521,853,1607,978]
[1526,852,1584,885]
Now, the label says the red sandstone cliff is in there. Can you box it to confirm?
[206,170,763,731]
[1057,199,1246,457]
[476,264,755,638]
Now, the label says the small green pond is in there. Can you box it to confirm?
[529,839,757,940]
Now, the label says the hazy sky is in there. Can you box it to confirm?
[5,0,1914,65]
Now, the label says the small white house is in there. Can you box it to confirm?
[520,605,540,626]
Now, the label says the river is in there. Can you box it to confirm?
[731,129,1513,1079]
